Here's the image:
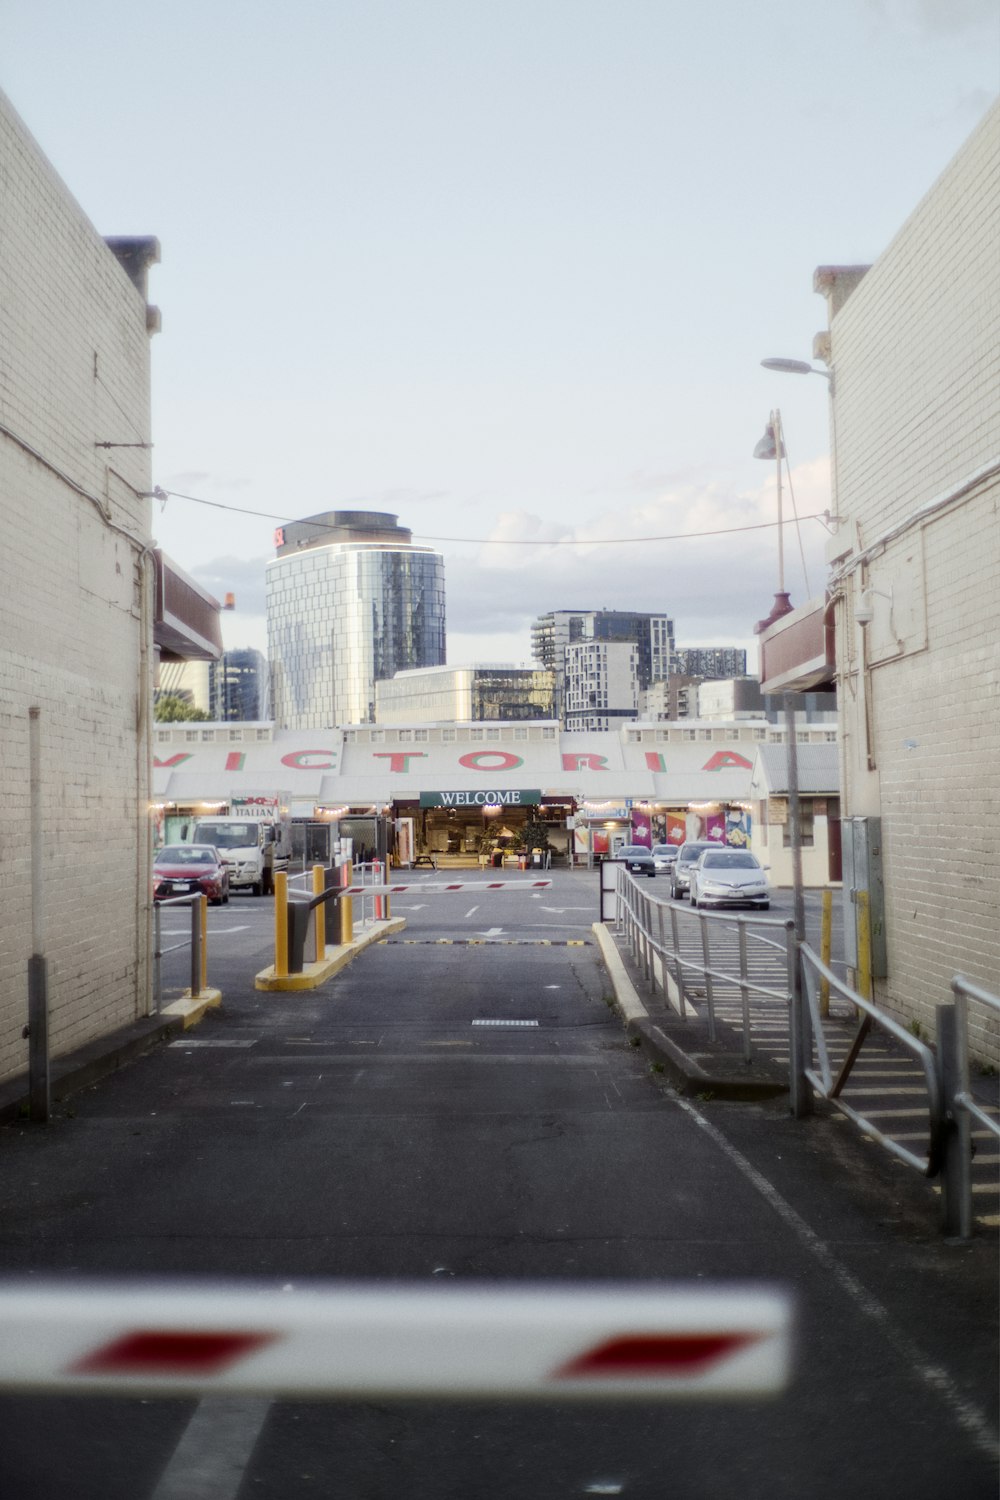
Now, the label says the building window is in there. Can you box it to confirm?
[542,727,555,739]
[398,730,413,742]
[442,728,456,741]
[414,728,428,742]
[370,729,384,742]
[514,727,527,740]
[229,730,243,742]
[256,728,270,741]
[783,803,815,847]
[185,730,198,742]
[157,731,172,744]
[201,730,214,742]
[469,728,484,741]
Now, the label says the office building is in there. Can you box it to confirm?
[673,646,747,678]
[267,511,446,729]
[211,649,269,721]
[375,664,555,724]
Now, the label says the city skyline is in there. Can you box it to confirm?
[5,3,996,665]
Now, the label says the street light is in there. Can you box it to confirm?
[752,409,792,630]
[761,357,833,389]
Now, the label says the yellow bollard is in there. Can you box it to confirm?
[820,889,832,1018]
[274,870,289,978]
[339,861,353,945]
[313,864,325,962]
[856,889,872,1012]
[200,896,208,996]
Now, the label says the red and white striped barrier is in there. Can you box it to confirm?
[0,1281,791,1400]
[338,880,552,896]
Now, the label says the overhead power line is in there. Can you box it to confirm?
[157,488,827,547]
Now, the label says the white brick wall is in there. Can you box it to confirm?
[825,101,1000,1065]
[0,92,155,1088]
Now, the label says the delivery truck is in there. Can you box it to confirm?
[181,797,292,896]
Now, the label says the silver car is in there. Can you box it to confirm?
[688,848,770,910]
[669,840,717,899]
[650,843,679,872]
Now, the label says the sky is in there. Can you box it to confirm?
[5,1,997,669]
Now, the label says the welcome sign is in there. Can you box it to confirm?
[419,789,542,808]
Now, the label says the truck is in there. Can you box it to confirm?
[181,798,292,897]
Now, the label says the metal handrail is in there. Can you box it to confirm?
[152,895,208,1012]
[950,975,1000,1141]
[798,943,944,1177]
[614,866,794,1062]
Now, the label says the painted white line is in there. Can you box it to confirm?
[674,1097,1000,1463]
[150,1396,271,1500]
[465,907,479,918]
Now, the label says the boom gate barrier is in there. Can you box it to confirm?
[0,1280,791,1400]
[271,874,554,979]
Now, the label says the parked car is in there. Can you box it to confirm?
[688,848,770,910]
[616,844,657,877]
[669,840,717,899]
[153,844,230,905]
[650,843,679,872]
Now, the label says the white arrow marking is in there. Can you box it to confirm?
[479,928,505,938]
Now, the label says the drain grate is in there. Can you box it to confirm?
[472,1019,540,1028]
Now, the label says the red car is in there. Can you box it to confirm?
[153,844,230,905]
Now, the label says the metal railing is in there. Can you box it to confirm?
[937,976,1000,1239]
[153,895,209,1013]
[798,942,944,1176]
[613,864,795,1065]
[610,866,998,1239]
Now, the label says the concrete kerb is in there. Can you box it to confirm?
[255,917,407,991]
[591,922,789,1103]
[0,1013,186,1126]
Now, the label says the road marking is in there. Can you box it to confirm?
[480,927,505,937]
[675,1097,1000,1462]
[248,1054,602,1065]
[169,1040,256,1050]
[473,1019,540,1028]
[465,906,479,918]
[151,1396,271,1500]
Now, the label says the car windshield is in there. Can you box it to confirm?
[156,846,216,867]
[619,847,647,856]
[679,844,712,863]
[700,851,759,870]
[194,823,259,848]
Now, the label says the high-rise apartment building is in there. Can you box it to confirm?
[531,609,674,724]
[267,511,445,729]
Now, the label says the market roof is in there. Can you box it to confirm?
[750,743,840,797]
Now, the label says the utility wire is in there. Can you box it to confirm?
[158,487,827,547]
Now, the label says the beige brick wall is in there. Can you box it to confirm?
[0,92,155,1088]
[825,101,1000,1064]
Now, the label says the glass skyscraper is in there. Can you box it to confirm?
[266,511,446,729]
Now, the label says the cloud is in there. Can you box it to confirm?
[185,459,833,661]
[162,471,253,493]
[865,0,999,35]
[190,554,269,615]
[444,459,832,649]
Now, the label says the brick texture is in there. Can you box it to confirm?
[0,92,155,1087]
[826,101,1000,1065]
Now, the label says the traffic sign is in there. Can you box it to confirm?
[0,1281,791,1399]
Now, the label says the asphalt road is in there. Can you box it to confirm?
[0,870,996,1498]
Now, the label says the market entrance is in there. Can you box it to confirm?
[394,795,574,868]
